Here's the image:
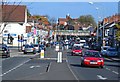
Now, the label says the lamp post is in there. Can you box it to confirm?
[89,2,99,43]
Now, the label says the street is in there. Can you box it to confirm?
[1,47,120,81]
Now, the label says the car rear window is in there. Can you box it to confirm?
[25,45,34,48]
[84,51,101,57]
[34,45,38,47]
[103,47,107,50]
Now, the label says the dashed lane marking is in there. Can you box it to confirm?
[105,67,119,75]
[105,67,111,71]
[0,59,31,76]
[112,71,119,75]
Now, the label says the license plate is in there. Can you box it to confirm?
[90,62,97,64]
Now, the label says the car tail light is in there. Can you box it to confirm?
[33,48,35,50]
[73,51,75,53]
[84,59,90,62]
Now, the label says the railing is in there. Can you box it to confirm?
[55,30,90,36]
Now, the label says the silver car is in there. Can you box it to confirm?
[24,44,36,54]
[106,48,118,57]
[101,46,110,56]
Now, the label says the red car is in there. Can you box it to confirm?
[81,50,104,68]
[71,46,82,56]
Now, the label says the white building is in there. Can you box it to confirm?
[0,5,28,46]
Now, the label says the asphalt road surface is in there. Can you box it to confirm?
[66,49,120,80]
[1,47,120,81]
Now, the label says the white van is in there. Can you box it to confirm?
[79,40,86,47]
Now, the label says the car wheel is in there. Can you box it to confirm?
[8,54,10,57]
[24,52,27,54]
[81,63,84,67]
[99,66,103,69]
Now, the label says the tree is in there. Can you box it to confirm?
[27,9,31,17]
[116,23,120,41]
[49,17,56,25]
[77,15,97,27]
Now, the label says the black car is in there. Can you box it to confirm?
[0,44,10,58]
[90,43,101,51]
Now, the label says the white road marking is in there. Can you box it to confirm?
[97,75,107,80]
[0,59,31,76]
[47,62,52,72]
[30,66,34,69]
[105,67,111,71]
[112,71,119,75]
[30,65,41,69]
[66,56,79,80]
[105,67,119,75]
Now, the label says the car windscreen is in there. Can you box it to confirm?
[73,46,81,50]
[84,51,101,57]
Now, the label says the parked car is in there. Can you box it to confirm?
[0,44,10,58]
[90,43,101,51]
[79,40,86,47]
[81,50,104,68]
[83,43,89,49]
[71,46,82,56]
[33,44,39,52]
[101,46,110,56]
[23,44,36,54]
[106,48,118,57]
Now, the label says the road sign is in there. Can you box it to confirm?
[18,39,26,42]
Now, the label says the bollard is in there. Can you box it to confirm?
[40,50,44,58]
[59,52,62,63]
[57,52,60,63]
[57,52,62,63]
[67,45,68,49]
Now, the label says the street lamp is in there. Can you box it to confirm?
[89,2,99,43]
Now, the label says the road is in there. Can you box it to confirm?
[1,47,120,81]
[66,49,120,80]
[2,47,76,80]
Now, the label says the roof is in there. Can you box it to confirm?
[86,50,99,52]
[2,5,26,22]
[58,18,67,25]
